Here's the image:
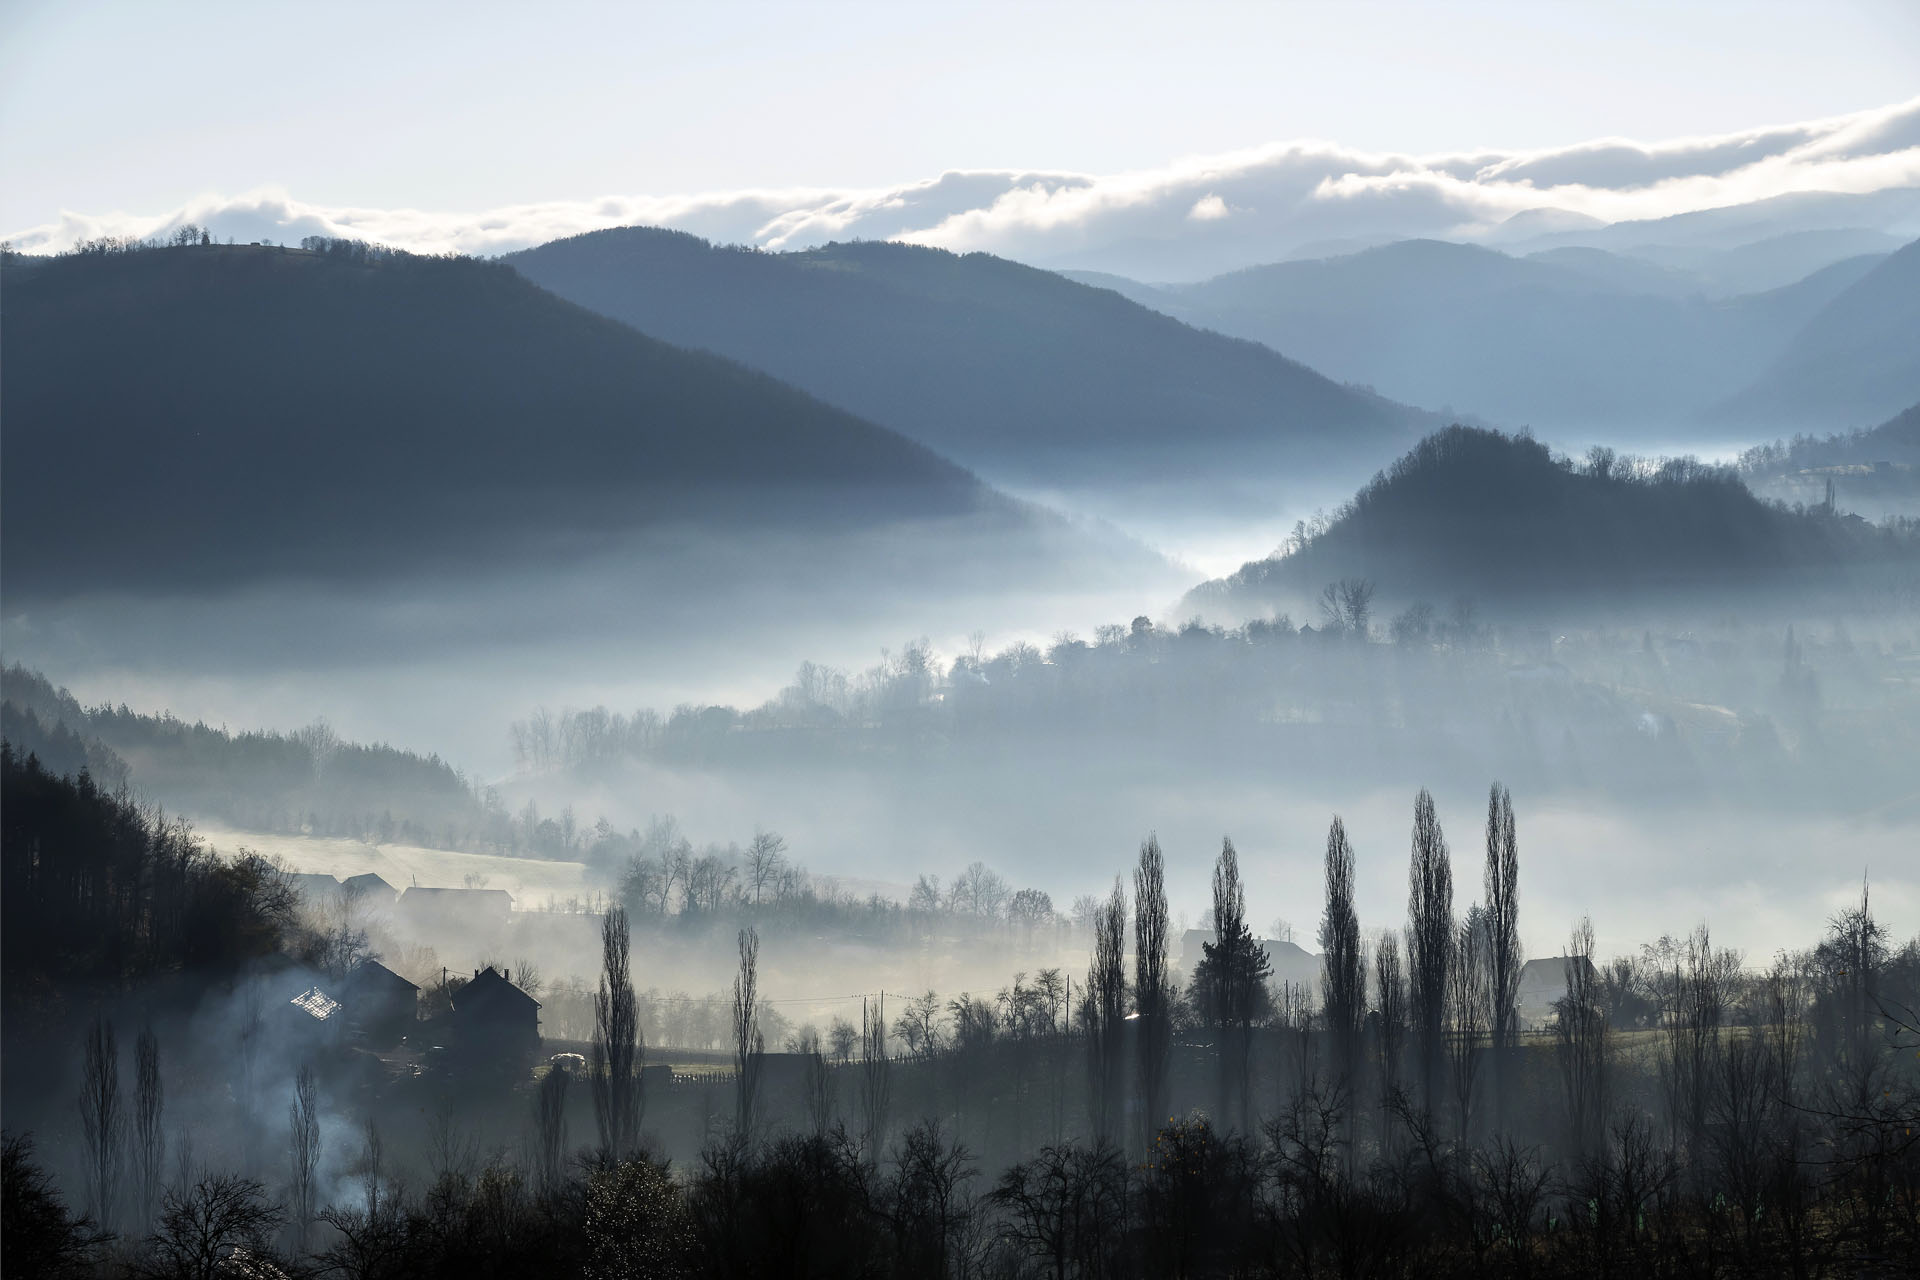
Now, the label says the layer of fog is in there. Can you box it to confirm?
[2,514,1191,778]
[498,754,1917,976]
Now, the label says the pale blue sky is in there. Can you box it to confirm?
[4,0,1917,235]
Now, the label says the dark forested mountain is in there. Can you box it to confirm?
[1,240,1071,595]
[1188,426,1920,618]
[1711,238,1920,431]
[504,227,1432,500]
[1089,239,1888,433]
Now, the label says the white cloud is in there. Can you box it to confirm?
[1187,194,1231,221]
[8,97,1919,278]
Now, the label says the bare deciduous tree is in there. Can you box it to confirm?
[1375,931,1407,1109]
[148,1174,287,1280]
[1134,835,1171,1155]
[733,926,764,1139]
[535,1062,571,1199]
[1448,907,1490,1140]
[288,1064,319,1254]
[591,906,643,1162]
[78,1014,122,1230]
[799,1028,835,1137]
[1555,918,1607,1159]
[1320,817,1365,1164]
[745,830,787,906]
[861,993,892,1161]
[1660,924,1738,1172]
[1484,783,1522,1130]
[1407,789,1454,1117]
[1085,877,1127,1146]
[134,1024,164,1232]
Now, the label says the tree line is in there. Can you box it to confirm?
[6,758,1916,1276]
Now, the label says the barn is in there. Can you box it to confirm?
[1517,955,1599,1029]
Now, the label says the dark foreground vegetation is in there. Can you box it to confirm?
[4,737,1916,1279]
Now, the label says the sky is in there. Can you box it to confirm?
[5,0,1919,275]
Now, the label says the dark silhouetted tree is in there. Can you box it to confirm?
[1484,783,1521,1130]
[287,1065,319,1254]
[77,1015,122,1232]
[134,1026,164,1233]
[1320,816,1365,1164]
[591,906,643,1162]
[733,927,765,1139]
[1407,789,1454,1117]
[1204,838,1269,1132]
[1555,918,1607,1159]
[1134,835,1171,1154]
[1085,877,1127,1146]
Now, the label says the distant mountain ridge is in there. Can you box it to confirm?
[505,227,1436,510]
[1080,238,1895,434]
[1187,426,1919,618]
[1,241,1103,596]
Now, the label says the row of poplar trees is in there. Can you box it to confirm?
[1081,783,1525,1153]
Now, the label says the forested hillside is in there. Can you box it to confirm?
[1,239,1032,595]
[506,227,1430,496]
[0,666,510,850]
[1191,426,1920,616]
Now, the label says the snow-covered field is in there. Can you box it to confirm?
[196,824,595,908]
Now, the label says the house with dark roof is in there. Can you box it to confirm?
[452,965,540,1068]
[343,959,419,1047]
[341,872,399,905]
[286,872,344,904]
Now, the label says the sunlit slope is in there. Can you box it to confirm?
[506,227,1431,492]
[2,242,1064,595]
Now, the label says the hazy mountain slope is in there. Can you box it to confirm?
[1186,426,1916,618]
[1053,269,1186,311]
[1712,239,1920,432]
[1,242,1071,595]
[1143,240,1857,431]
[505,228,1430,497]
[1496,187,1920,258]
[1620,228,1904,296]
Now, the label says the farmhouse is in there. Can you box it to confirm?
[343,958,420,1047]
[341,872,400,905]
[452,965,540,1066]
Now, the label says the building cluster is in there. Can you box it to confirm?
[280,872,541,1073]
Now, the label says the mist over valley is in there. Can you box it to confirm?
[5,16,1920,1276]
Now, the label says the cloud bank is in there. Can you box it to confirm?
[10,97,1920,279]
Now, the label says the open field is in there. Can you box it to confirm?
[196,824,597,907]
